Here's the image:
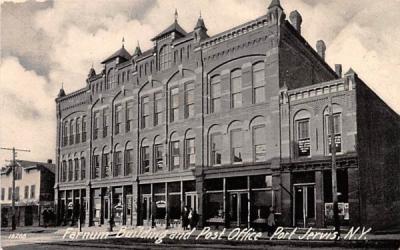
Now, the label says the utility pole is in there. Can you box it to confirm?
[328,99,340,238]
[1,147,30,231]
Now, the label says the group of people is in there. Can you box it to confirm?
[182,206,198,230]
[42,208,55,227]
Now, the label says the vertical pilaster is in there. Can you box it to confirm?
[315,170,324,227]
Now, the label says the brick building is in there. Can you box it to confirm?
[54,0,400,231]
[1,160,55,227]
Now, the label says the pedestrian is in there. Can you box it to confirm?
[267,206,276,236]
[190,209,198,229]
[42,209,48,227]
[188,208,193,229]
[182,206,189,230]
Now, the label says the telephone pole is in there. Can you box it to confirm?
[1,147,30,230]
[328,99,340,238]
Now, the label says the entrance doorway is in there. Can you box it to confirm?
[141,195,151,227]
[294,184,315,227]
[185,193,198,211]
[103,196,109,223]
[229,192,248,227]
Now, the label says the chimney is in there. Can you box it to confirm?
[289,10,302,34]
[316,40,326,60]
[47,159,52,164]
[335,64,342,78]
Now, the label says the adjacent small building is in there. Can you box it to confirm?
[0,160,55,227]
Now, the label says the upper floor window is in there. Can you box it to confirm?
[8,187,12,200]
[106,69,114,89]
[68,159,73,181]
[115,105,122,135]
[296,119,310,157]
[170,88,179,122]
[125,148,134,176]
[15,165,22,180]
[170,140,180,170]
[154,92,163,126]
[93,112,100,140]
[231,129,243,163]
[63,122,68,146]
[15,187,19,201]
[159,45,172,71]
[210,75,221,113]
[154,144,164,172]
[114,151,123,177]
[185,82,195,118]
[325,111,342,154]
[253,62,266,104]
[61,161,67,182]
[253,125,267,162]
[75,118,81,143]
[231,69,242,108]
[82,116,87,142]
[74,158,79,181]
[102,153,110,178]
[126,101,134,132]
[92,155,100,179]
[210,133,222,166]
[141,96,150,129]
[103,108,110,138]
[24,185,29,199]
[80,157,86,180]
[185,138,195,168]
[141,146,150,174]
[30,185,35,198]
[1,188,4,201]
[69,120,74,145]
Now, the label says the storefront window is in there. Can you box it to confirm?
[206,192,224,223]
[251,190,272,222]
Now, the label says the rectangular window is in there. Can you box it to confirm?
[62,161,67,182]
[185,138,195,168]
[30,185,35,199]
[102,153,110,178]
[170,88,179,122]
[80,157,86,180]
[8,187,12,200]
[297,119,311,157]
[114,151,122,176]
[15,166,22,180]
[154,92,163,126]
[185,82,195,118]
[1,188,4,200]
[126,101,133,132]
[93,155,100,179]
[115,105,122,135]
[125,149,134,176]
[74,158,79,180]
[154,144,164,171]
[75,118,81,143]
[231,70,242,108]
[325,113,342,154]
[15,187,19,201]
[210,76,221,113]
[141,146,150,173]
[63,122,68,146]
[24,186,29,199]
[103,108,109,137]
[253,126,267,162]
[253,63,265,104]
[68,159,73,181]
[82,116,87,142]
[170,141,180,170]
[93,112,100,140]
[141,96,150,128]
[231,130,243,163]
[211,133,222,166]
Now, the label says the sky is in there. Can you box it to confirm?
[0,0,399,164]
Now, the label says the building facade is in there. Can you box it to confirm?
[55,0,400,231]
[1,160,55,227]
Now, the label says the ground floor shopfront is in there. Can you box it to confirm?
[56,162,360,229]
[1,202,54,227]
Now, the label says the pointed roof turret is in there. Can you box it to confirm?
[268,0,282,9]
[101,45,131,64]
[195,13,207,31]
[345,68,357,75]
[58,82,66,98]
[151,9,187,41]
[133,41,142,56]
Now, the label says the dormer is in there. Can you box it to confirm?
[101,45,131,65]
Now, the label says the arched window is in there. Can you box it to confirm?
[75,117,81,143]
[323,105,342,155]
[170,133,180,170]
[154,136,164,172]
[125,142,134,176]
[107,69,114,89]
[141,139,150,174]
[92,148,100,179]
[69,120,74,145]
[294,110,311,157]
[63,121,68,147]
[80,156,86,180]
[102,147,110,178]
[74,156,79,181]
[113,144,123,177]
[185,130,195,169]
[210,75,221,113]
[159,45,172,71]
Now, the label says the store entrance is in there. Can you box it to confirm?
[185,193,198,211]
[141,195,151,227]
[229,192,248,227]
[294,184,316,227]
